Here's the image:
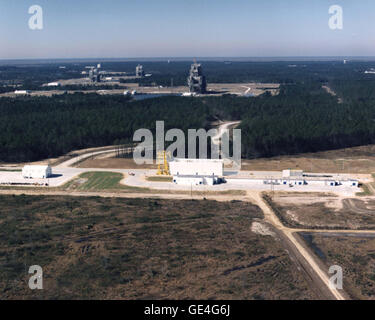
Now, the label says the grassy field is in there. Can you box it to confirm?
[300,233,375,300]
[63,171,246,196]
[146,176,173,182]
[64,172,125,191]
[356,184,372,196]
[77,158,156,169]
[63,172,149,193]
[241,144,375,174]
[0,194,318,300]
[356,173,375,196]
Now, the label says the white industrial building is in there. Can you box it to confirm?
[22,165,52,179]
[169,158,223,176]
[169,158,223,186]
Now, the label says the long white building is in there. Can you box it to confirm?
[169,158,224,186]
[169,158,223,176]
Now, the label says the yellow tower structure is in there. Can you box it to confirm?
[156,151,171,175]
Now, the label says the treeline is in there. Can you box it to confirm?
[0,86,16,94]
[330,79,375,103]
[5,60,375,90]
[0,64,82,89]
[0,94,210,162]
[2,79,375,162]
[239,83,375,158]
[40,84,124,91]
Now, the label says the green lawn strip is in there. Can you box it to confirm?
[146,176,173,182]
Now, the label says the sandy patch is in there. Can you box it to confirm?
[251,221,276,237]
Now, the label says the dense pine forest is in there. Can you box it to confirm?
[0,94,209,162]
[2,60,375,162]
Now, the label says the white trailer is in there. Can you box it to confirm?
[22,165,52,179]
[47,82,60,87]
[14,90,31,95]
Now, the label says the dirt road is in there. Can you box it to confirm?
[212,121,241,146]
[246,191,347,300]
[0,184,358,299]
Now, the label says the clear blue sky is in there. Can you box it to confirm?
[1,0,374,59]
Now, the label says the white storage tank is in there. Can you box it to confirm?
[22,165,52,179]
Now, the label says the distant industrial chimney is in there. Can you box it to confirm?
[136,64,145,77]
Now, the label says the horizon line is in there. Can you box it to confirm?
[2,55,375,63]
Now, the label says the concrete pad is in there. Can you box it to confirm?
[0,168,82,187]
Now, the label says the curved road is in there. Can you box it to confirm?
[212,121,241,146]
[56,147,133,168]
[0,120,369,300]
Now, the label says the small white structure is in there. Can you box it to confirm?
[282,169,303,178]
[47,82,60,87]
[22,165,52,179]
[14,90,30,95]
[340,179,359,187]
[182,92,196,97]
